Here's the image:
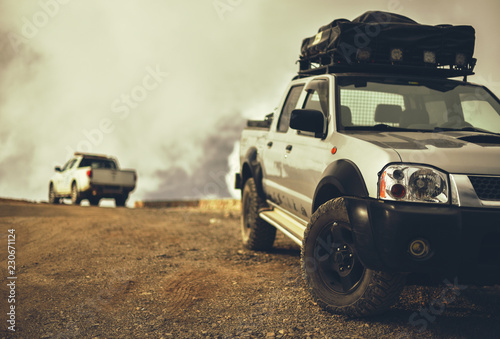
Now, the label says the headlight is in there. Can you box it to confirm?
[379,165,449,203]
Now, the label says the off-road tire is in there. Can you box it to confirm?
[71,182,81,205]
[49,184,60,204]
[88,197,100,206]
[115,194,128,207]
[241,178,276,251]
[301,197,406,317]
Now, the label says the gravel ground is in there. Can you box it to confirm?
[1,200,500,338]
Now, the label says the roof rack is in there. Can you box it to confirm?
[297,56,476,79]
[298,11,477,80]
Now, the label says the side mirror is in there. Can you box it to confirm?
[290,109,325,137]
[54,166,61,172]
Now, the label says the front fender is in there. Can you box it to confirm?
[312,159,369,212]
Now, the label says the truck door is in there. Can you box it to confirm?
[60,158,78,194]
[261,84,305,206]
[281,79,332,220]
[54,159,71,194]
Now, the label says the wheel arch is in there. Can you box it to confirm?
[49,181,57,197]
[241,147,266,199]
[71,179,79,192]
[312,160,369,213]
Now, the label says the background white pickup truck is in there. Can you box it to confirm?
[49,153,136,207]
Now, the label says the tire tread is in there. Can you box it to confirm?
[301,198,406,317]
[241,178,276,251]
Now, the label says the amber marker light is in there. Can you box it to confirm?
[331,147,337,155]
[380,171,387,198]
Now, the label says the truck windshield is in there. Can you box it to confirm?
[78,158,117,169]
[337,76,500,135]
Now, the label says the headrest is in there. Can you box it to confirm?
[340,105,352,126]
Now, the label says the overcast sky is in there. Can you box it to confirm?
[1,0,499,205]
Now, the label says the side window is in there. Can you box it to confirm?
[277,85,304,133]
[303,80,329,116]
[79,158,90,168]
[68,159,78,170]
[298,91,326,138]
[60,159,73,172]
[303,91,324,113]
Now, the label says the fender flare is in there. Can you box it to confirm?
[312,159,369,213]
[241,147,266,199]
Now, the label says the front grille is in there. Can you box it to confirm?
[469,176,500,201]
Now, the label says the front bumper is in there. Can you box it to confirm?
[344,197,500,285]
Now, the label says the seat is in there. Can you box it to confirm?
[340,105,352,126]
[399,108,430,128]
[374,104,402,124]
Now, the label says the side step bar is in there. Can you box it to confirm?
[259,205,307,247]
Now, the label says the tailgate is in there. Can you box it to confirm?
[91,169,136,188]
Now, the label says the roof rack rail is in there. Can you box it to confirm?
[296,57,476,79]
[74,152,112,159]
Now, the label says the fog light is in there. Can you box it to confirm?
[356,48,371,61]
[390,48,403,62]
[409,239,430,259]
[423,51,436,64]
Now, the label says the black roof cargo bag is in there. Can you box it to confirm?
[299,11,476,77]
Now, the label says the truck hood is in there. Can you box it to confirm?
[346,131,500,175]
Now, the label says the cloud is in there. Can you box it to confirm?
[0,0,499,203]
[146,114,244,200]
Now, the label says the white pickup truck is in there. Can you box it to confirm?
[49,153,137,207]
[236,12,500,317]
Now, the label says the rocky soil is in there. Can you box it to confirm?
[1,200,500,338]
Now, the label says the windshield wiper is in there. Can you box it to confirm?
[432,126,500,136]
[344,124,412,132]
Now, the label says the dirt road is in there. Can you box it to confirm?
[1,200,500,338]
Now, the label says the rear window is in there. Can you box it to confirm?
[78,158,117,169]
[340,89,405,126]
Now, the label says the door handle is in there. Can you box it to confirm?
[267,141,273,148]
[285,145,293,152]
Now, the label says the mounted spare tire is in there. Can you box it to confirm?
[301,198,406,317]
